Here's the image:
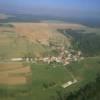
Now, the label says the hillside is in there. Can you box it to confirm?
[0,22,76,58]
[57,28,100,56]
[1,22,100,58]
[0,22,100,100]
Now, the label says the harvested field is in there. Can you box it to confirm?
[0,63,32,85]
[1,22,99,48]
[12,23,52,45]
[0,62,23,71]
[11,22,76,45]
[0,76,26,85]
[2,66,31,74]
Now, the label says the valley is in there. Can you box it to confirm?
[0,22,100,100]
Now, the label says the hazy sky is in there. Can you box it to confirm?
[0,0,100,18]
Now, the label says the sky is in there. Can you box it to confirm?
[0,0,100,18]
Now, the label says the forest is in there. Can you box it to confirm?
[57,29,100,56]
[65,73,100,100]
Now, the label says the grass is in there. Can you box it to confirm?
[0,22,100,100]
[0,56,100,100]
[0,30,60,59]
[27,57,100,100]
[0,31,48,59]
[30,63,73,100]
[0,63,74,100]
[0,85,32,100]
[62,56,100,96]
[0,62,32,100]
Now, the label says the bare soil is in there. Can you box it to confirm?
[0,63,31,85]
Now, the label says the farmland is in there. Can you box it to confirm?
[0,57,100,100]
[0,0,100,99]
[0,62,31,85]
[0,22,100,100]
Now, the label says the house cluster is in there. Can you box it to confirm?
[10,47,84,65]
[35,47,84,65]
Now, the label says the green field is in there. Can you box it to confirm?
[0,31,27,59]
[0,31,51,60]
[63,57,100,96]
[31,63,73,100]
[0,63,74,100]
[1,57,100,100]
[0,23,100,100]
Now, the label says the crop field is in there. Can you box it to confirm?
[0,62,31,85]
[0,62,75,100]
[0,30,27,59]
[30,63,74,100]
[0,57,100,100]
[0,22,100,100]
[0,22,74,100]
[30,57,100,100]
[0,62,32,100]
[0,28,50,59]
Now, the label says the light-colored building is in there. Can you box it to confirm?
[11,58,23,61]
[62,81,73,88]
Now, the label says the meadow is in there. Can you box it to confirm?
[1,57,99,100]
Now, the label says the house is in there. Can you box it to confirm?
[11,58,23,62]
[43,57,49,62]
[64,61,70,65]
[62,81,73,88]
[77,51,82,56]
[73,56,78,61]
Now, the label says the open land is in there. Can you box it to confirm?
[0,22,100,100]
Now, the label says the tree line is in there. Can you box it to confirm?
[57,29,100,56]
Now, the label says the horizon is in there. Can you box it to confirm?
[0,0,100,19]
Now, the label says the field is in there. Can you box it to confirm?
[0,22,100,100]
[0,22,73,59]
[0,62,31,85]
[0,27,51,59]
[59,57,100,98]
[0,22,74,100]
[31,63,74,100]
[1,56,99,100]
[31,57,100,100]
[0,62,75,100]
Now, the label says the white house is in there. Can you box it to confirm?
[11,58,23,62]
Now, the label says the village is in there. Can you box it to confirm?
[11,47,84,66]
[36,47,84,65]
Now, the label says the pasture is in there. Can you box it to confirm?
[0,62,74,100]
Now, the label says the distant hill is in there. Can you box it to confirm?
[0,13,100,28]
